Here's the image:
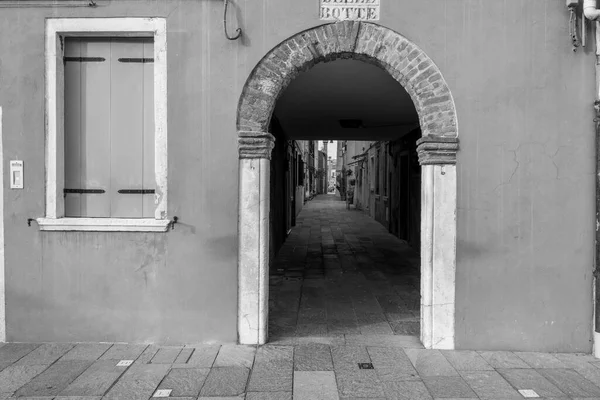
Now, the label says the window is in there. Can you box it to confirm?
[38,18,168,232]
[64,38,154,218]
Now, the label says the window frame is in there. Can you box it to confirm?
[38,18,169,232]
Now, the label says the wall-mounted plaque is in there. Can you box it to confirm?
[320,0,380,21]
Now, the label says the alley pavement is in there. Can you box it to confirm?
[2,195,600,399]
[269,194,421,339]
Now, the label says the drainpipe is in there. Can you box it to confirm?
[583,0,600,358]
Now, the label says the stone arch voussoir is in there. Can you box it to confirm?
[237,21,458,142]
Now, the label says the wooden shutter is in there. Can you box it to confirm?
[64,38,155,218]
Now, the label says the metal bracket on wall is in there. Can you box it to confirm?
[224,0,242,41]
[569,3,581,51]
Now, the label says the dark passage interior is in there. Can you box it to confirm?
[267,59,423,342]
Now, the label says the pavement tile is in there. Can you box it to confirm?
[246,393,292,400]
[390,321,419,335]
[15,360,92,397]
[403,349,459,377]
[60,343,113,361]
[156,367,210,397]
[248,346,294,392]
[98,344,147,361]
[345,334,423,348]
[132,344,159,365]
[174,347,194,364]
[497,368,566,398]
[15,343,74,365]
[537,368,600,397]
[0,343,40,370]
[150,346,183,364]
[553,353,599,363]
[294,344,333,371]
[331,346,371,372]
[478,351,531,369]
[458,370,524,399]
[198,397,245,400]
[422,376,477,398]
[441,350,494,371]
[0,364,48,394]
[293,371,339,400]
[200,366,250,397]
[367,346,419,381]
[213,345,256,368]
[187,345,221,367]
[55,397,103,400]
[382,380,432,400]
[335,369,385,398]
[59,359,127,396]
[103,364,170,400]
[514,352,566,368]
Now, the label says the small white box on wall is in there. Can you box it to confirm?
[10,160,23,189]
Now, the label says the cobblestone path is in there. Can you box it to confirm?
[269,194,421,340]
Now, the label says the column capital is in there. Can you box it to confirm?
[238,131,276,159]
[417,136,459,165]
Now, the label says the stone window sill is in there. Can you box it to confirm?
[36,218,171,232]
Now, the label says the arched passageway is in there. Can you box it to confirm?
[237,21,458,349]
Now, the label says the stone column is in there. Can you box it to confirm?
[238,131,275,345]
[417,136,458,350]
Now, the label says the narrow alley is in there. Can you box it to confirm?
[269,194,421,342]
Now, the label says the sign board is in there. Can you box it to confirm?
[320,0,380,21]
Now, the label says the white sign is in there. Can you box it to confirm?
[320,0,380,21]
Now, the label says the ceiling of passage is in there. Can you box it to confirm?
[273,59,419,141]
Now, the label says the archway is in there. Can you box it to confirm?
[237,21,458,349]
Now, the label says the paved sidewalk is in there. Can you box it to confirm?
[270,194,421,340]
[1,342,600,399]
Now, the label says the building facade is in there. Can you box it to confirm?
[0,0,596,353]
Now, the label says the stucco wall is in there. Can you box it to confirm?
[0,0,595,350]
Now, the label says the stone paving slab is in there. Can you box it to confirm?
[213,345,256,368]
[404,348,459,377]
[294,371,339,400]
[60,343,113,361]
[99,343,147,361]
[15,360,92,397]
[156,367,210,397]
[458,370,523,399]
[537,368,600,398]
[15,343,74,366]
[248,346,294,392]
[59,359,126,396]
[187,345,221,367]
[441,350,494,371]
[200,366,250,397]
[103,364,170,400]
[0,364,48,394]
[479,350,531,369]
[496,368,566,398]
[0,343,40,370]
[294,343,333,371]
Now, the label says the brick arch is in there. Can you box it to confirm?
[237,21,457,140]
[236,21,458,349]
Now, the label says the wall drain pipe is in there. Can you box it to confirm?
[583,0,600,358]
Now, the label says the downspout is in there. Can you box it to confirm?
[584,0,600,358]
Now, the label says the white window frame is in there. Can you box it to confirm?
[38,18,169,232]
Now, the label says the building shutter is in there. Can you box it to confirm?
[64,38,154,218]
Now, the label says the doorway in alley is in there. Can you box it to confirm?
[267,59,423,343]
[236,22,458,349]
